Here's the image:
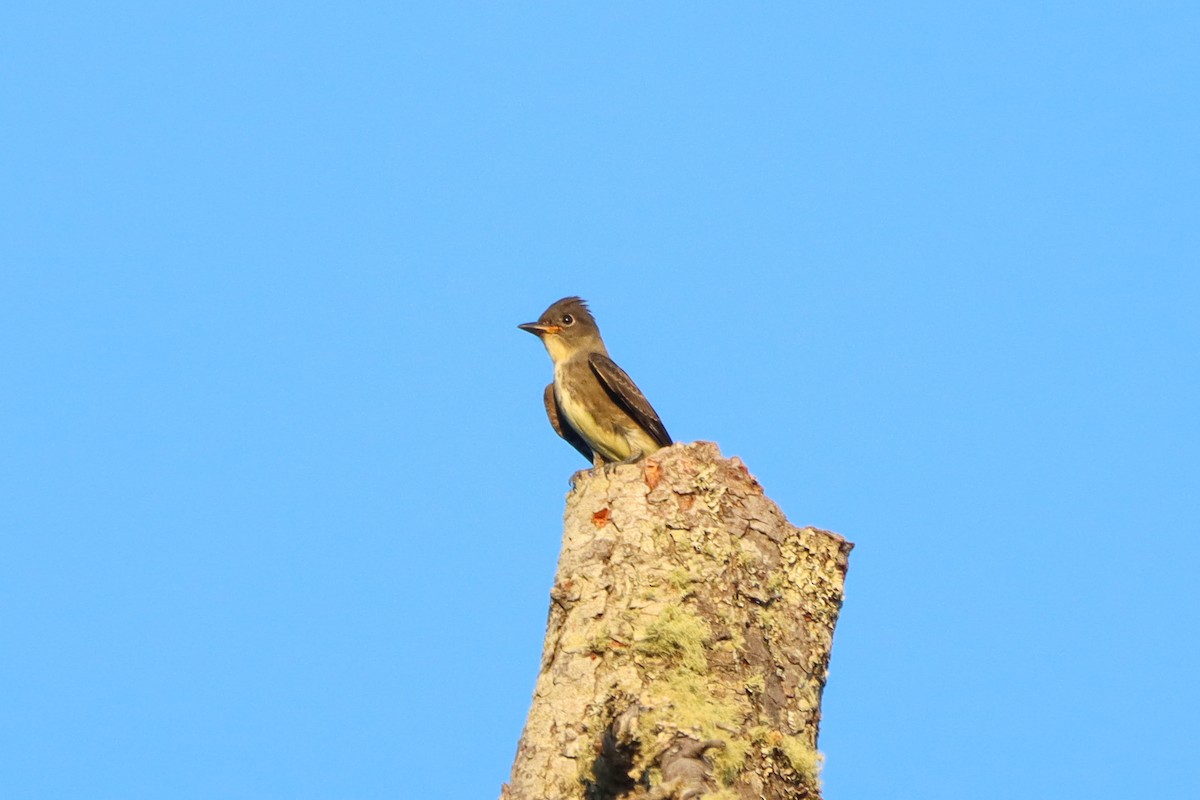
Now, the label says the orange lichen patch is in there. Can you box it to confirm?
[678,493,695,511]
[643,460,663,490]
[592,508,612,528]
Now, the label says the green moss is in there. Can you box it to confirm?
[713,737,750,785]
[635,605,711,674]
[634,668,746,779]
[738,727,824,787]
[655,670,730,731]
[587,625,612,655]
[746,724,774,745]
[778,736,824,786]
[666,568,696,593]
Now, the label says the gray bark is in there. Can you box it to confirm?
[503,442,852,800]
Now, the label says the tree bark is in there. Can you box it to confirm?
[502,442,852,800]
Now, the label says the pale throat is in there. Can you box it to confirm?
[540,332,605,364]
[540,334,575,364]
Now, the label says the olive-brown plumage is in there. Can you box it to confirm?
[519,297,671,466]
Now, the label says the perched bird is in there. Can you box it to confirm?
[519,297,672,467]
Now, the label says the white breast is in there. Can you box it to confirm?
[554,363,629,461]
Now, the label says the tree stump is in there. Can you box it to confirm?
[503,442,852,800]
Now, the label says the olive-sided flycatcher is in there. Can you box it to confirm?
[519,297,672,467]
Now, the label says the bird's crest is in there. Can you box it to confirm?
[547,296,595,325]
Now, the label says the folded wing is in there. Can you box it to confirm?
[542,382,594,462]
[588,353,672,448]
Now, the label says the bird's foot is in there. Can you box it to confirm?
[569,451,646,486]
[592,451,645,476]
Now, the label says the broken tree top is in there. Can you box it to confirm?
[504,441,852,800]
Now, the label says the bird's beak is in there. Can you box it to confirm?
[518,322,563,336]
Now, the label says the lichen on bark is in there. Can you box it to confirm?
[503,442,852,800]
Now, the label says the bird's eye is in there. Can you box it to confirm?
[562,314,574,325]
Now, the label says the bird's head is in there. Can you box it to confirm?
[518,296,604,362]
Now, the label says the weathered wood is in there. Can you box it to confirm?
[503,442,852,800]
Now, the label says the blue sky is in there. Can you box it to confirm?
[2,3,1197,798]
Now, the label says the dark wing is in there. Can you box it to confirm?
[588,353,672,447]
[543,382,594,462]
